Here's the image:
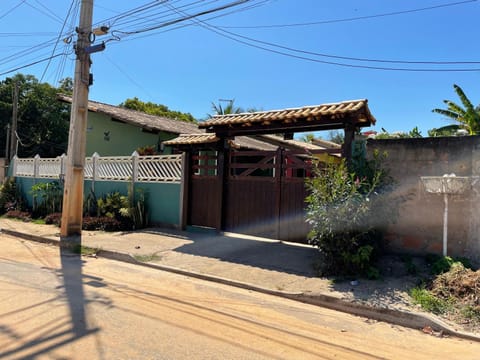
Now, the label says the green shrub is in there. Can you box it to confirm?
[0,178,23,214]
[96,189,148,231]
[426,255,473,275]
[305,152,394,277]
[31,181,63,218]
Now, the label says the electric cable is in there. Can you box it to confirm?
[165,3,480,72]
[40,0,76,82]
[218,0,478,29]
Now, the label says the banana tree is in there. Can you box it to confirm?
[432,84,480,135]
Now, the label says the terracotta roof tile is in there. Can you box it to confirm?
[199,99,375,129]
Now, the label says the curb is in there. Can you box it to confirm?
[3,227,480,342]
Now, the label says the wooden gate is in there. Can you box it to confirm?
[187,150,221,229]
[224,149,312,242]
[187,148,328,242]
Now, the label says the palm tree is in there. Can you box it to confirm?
[208,99,243,118]
[432,84,480,135]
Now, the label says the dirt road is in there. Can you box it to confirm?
[1,235,478,359]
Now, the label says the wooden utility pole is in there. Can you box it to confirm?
[9,82,19,160]
[60,0,94,237]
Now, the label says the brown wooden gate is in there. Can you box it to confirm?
[224,149,312,242]
[187,148,320,242]
[187,150,221,229]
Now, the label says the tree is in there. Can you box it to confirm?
[432,84,480,135]
[208,99,244,117]
[0,74,70,158]
[119,97,197,123]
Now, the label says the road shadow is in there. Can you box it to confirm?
[0,235,102,359]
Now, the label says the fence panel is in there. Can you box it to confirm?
[12,154,183,183]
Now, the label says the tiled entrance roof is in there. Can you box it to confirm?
[199,99,375,136]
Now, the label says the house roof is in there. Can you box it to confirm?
[57,94,202,135]
[199,99,376,136]
[163,133,277,151]
[254,134,340,151]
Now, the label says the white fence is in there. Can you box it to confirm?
[13,152,183,183]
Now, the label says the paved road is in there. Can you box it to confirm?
[1,235,479,359]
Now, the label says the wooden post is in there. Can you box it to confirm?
[274,147,283,239]
[60,0,94,237]
[343,123,355,166]
[215,145,225,232]
[179,151,190,230]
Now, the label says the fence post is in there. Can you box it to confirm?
[59,153,66,184]
[130,151,139,204]
[131,151,139,183]
[33,154,40,180]
[11,155,17,177]
[91,152,99,193]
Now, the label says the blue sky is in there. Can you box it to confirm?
[1,0,479,137]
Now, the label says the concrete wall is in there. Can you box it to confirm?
[367,136,480,264]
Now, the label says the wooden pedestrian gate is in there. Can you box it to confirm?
[188,148,312,243]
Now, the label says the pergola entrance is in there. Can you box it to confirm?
[167,99,376,241]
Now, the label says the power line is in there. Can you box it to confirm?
[218,0,478,29]
[114,0,257,36]
[0,0,26,21]
[40,0,77,82]
[165,3,480,72]
[0,52,70,76]
[24,0,63,24]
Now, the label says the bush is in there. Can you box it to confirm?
[31,181,63,218]
[0,178,23,214]
[426,254,473,275]
[5,210,31,221]
[96,189,148,230]
[45,212,62,226]
[82,216,123,232]
[305,152,395,277]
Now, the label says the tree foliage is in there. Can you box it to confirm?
[432,84,480,135]
[305,151,395,277]
[208,99,244,117]
[0,74,71,158]
[120,97,197,123]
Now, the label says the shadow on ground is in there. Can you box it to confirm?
[143,228,319,277]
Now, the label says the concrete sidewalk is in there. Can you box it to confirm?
[1,218,478,341]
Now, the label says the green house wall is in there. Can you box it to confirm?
[85,112,176,156]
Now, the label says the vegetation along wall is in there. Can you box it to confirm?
[367,136,480,264]
[16,177,181,228]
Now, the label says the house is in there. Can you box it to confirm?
[58,95,202,156]
[58,95,341,156]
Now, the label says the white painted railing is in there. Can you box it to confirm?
[12,152,183,183]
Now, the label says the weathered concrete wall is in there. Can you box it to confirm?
[367,136,480,264]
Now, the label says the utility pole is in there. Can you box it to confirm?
[60,0,94,237]
[9,82,19,161]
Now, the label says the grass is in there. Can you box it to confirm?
[410,287,452,314]
[32,218,46,225]
[70,244,101,256]
[133,253,162,263]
